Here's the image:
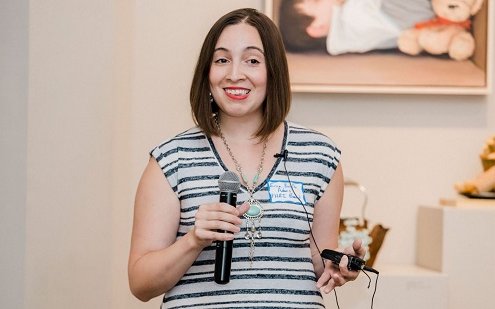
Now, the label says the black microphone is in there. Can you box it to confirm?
[214,171,241,284]
[274,149,288,161]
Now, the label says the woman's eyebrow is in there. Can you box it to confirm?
[213,47,229,53]
[246,46,265,54]
[213,46,265,54]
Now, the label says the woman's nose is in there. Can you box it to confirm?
[226,62,245,81]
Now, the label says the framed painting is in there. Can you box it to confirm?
[265,0,492,95]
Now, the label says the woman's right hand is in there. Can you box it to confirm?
[192,202,250,248]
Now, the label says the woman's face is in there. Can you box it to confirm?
[209,22,267,121]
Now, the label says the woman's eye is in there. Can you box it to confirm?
[247,58,260,64]
[214,58,228,64]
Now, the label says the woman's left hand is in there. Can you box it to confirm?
[316,239,366,293]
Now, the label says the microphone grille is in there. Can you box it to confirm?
[218,171,241,193]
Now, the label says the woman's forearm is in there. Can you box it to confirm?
[128,231,207,302]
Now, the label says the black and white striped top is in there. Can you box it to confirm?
[151,122,341,309]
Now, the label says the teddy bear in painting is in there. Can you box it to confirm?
[397,0,485,60]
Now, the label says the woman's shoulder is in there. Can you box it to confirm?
[150,126,206,158]
[287,122,335,142]
[154,127,205,149]
[286,121,341,155]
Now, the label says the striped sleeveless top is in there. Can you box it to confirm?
[150,121,341,309]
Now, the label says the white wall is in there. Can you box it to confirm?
[25,0,117,308]
[2,0,493,308]
[0,0,28,308]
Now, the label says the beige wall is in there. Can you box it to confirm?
[25,0,115,307]
[1,0,493,308]
[1,1,28,308]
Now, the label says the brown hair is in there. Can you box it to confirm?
[278,0,327,52]
[190,8,291,140]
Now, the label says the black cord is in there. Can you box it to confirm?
[362,269,379,309]
[281,153,379,309]
[333,287,340,309]
[282,159,341,309]
[282,160,323,263]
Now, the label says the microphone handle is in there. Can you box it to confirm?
[214,191,237,284]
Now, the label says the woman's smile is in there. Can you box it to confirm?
[224,87,251,100]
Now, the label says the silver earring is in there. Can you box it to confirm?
[209,92,217,118]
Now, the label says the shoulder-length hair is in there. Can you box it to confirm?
[190,8,291,140]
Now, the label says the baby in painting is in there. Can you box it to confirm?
[278,0,434,55]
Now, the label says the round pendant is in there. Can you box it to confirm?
[244,199,263,219]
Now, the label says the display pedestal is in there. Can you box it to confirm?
[417,204,495,309]
[323,203,495,309]
[323,265,447,309]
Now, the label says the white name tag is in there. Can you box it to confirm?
[267,180,306,204]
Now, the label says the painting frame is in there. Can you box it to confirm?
[264,0,492,95]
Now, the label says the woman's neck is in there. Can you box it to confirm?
[217,113,263,142]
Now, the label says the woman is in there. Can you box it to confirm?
[128,8,365,308]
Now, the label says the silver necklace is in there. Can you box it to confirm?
[215,117,266,266]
